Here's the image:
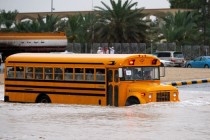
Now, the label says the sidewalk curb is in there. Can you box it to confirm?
[163,79,210,86]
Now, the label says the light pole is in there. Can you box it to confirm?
[92,0,93,11]
[203,0,209,45]
[151,40,153,54]
[51,0,55,12]
[91,25,94,54]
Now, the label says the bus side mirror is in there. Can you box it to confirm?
[118,68,123,78]
[160,66,165,77]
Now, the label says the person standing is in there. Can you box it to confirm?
[104,47,109,54]
[110,47,115,54]
[97,47,104,54]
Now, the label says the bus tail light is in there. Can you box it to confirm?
[129,60,135,65]
[152,59,157,65]
[141,93,145,96]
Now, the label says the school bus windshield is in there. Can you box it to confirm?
[121,66,159,81]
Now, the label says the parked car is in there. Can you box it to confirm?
[160,59,172,67]
[153,51,185,67]
[185,56,210,68]
[151,54,172,67]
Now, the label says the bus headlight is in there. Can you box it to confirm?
[148,93,152,99]
[173,92,177,97]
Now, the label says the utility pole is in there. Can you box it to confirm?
[203,0,209,45]
[51,0,55,12]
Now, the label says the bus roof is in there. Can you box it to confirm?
[6,53,158,66]
[0,32,66,40]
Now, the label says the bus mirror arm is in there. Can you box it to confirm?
[118,68,123,78]
[160,66,165,77]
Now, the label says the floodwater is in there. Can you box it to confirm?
[0,84,210,140]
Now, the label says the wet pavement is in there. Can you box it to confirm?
[0,84,210,140]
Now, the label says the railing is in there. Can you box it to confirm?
[67,43,210,60]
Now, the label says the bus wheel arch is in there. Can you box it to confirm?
[36,93,51,103]
[125,96,140,106]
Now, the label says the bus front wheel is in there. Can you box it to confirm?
[36,94,51,103]
[125,96,140,106]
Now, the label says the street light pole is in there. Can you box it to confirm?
[92,0,93,11]
[91,0,94,53]
[203,0,209,45]
[51,0,54,12]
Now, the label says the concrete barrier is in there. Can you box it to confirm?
[164,79,210,86]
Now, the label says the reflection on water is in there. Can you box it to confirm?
[0,84,210,140]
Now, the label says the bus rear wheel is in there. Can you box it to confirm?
[125,96,140,106]
[36,94,51,103]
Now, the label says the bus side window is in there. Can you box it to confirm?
[7,67,14,78]
[114,70,118,82]
[16,67,24,79]
[64,68,73,80]
[96,69,105,81]
[26,67,33,79]
[108,70,112,82]
[55,68,63,80]
[75,68,83,80]
[45,68,53,80]
[85,68,94,81]
[35,67,43,80]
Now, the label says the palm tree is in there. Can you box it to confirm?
[15,20,41,32]
[65,13,97,52]
[205,22,210,45]
[66,14,84,43]
[0,10,18,31]
[76,13,98,44]
[147,18,161,43]
[94,0,148,45]
[37,14,61,32]
[169,0,205,9]
[79,13,98,52]
[169,0,210,46]
[15,14,65,33]
[159,11,200,47]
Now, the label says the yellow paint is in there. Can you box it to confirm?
[4,53,179,106]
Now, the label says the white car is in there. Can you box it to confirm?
[160,59,172,67]
[153,51,185,67]
[151,53,172,67]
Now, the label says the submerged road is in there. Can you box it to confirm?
[0,84,210,140]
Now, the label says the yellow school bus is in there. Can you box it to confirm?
[4,53,179,106]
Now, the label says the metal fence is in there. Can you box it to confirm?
[67,43,210,60]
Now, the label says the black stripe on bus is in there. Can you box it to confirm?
[5,84,105,91]
[8,61,104,65]
[5,89,105,97]
[5,78,106,84]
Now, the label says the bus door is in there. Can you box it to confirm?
[107,69,119,107]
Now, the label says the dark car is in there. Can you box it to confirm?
[185,56,210,68]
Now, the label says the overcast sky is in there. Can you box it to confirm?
[0,0,170,13]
